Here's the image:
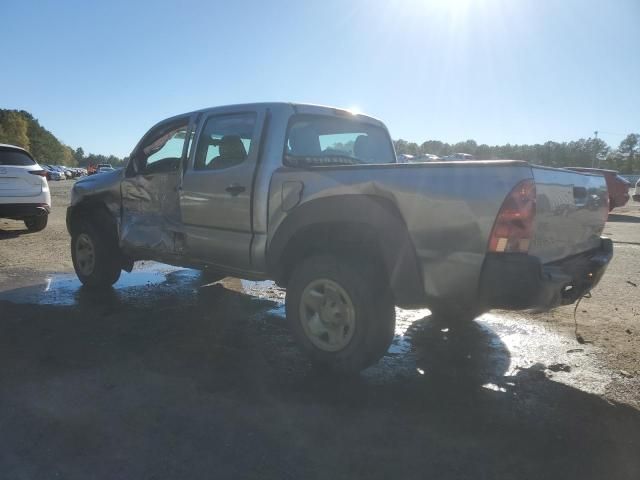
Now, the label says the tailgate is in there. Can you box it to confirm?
[529,166,608,263]
[0,166,42,197]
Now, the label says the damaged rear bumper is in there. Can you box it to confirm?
[479,237,613,310]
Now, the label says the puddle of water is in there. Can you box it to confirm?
[0,262,201,306]
[0,264,615,396]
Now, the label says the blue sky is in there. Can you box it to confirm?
[1,0,638,157]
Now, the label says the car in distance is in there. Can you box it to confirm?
[68,103,613,372]
[442,152,474,161]
[410,153,441,162]
[42,164,65,181]
[565,167,630,210]
[55,165,73,179]
[96,164,115,174]
[633,178,640,203]
[0,144,51,232]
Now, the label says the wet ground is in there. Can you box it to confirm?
[1,182,639,479]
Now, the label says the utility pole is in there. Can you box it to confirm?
[592,130,599,168]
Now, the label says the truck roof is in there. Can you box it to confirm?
[171,102,386,128]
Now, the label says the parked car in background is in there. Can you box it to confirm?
[396,154,414,163]
[442,153,475,161]
[96,164,115,173]
[67,102,613,372]
[42,165,65,181]
[58,166,73,179]
[633,178,640,202]
[410,154,441,162]
[56,166,73,179]
[565,167,630,211]
[0,144,51,232]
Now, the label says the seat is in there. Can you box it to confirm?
[353,134,373,162]
[209,135,247,169]
[289,127,321,156]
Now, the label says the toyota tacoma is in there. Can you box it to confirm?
[67,103,613,372]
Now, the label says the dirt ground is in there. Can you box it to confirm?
[0,180,639,479]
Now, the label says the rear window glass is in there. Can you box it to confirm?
[284,115,395,167]
[0,149,36,166]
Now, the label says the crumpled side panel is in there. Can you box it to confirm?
[120,172,181,254]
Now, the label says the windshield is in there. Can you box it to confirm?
[284,115,395,167]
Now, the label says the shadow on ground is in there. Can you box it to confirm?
[607,213,640,223]
[0,226,28,238]
[0,274,639,480]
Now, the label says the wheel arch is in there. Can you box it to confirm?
[67,198,118,236]
[66,197,126,263]
[267,195,426,307]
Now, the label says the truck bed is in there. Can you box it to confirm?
[268,160,609,306]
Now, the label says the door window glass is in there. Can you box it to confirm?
[194,113,256,170]
[140,123,189,174]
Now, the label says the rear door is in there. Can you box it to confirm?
[529,166,608,263]
[180,107,265,271]
[0,148,42,198]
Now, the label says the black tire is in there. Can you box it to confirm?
[71,222,121,288]
[286,254,395,373]
[24,215,48,232]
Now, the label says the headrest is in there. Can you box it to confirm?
[354,134,372,160]
[289,127,321,155]
[219,135,247,159]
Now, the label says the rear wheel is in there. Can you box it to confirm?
[71,222,121,288]
[24,215,48,232]
[286,254,395,373]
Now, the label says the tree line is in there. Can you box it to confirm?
[2,108,637,173]
[394,134,639,173]
[0,109,127,167]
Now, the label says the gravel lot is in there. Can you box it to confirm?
[0,180,639,479]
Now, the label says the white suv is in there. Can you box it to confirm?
[0,144,51,232]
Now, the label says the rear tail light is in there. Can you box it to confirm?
[488,179,536,253]
[29,170,48,177]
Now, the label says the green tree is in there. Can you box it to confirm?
[0,111,30,149]
[616,134,639,173]
[74,147,85,164]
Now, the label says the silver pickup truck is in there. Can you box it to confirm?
[67,103,613,372]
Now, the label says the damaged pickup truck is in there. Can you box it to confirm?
[67,103,613,372]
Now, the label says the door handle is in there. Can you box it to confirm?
[225,184,246,196]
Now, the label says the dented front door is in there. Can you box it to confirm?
[120,115,194,255]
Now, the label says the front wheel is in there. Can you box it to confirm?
[71,222,121,288]
[286,255,395,373]
[24,215,48,232]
